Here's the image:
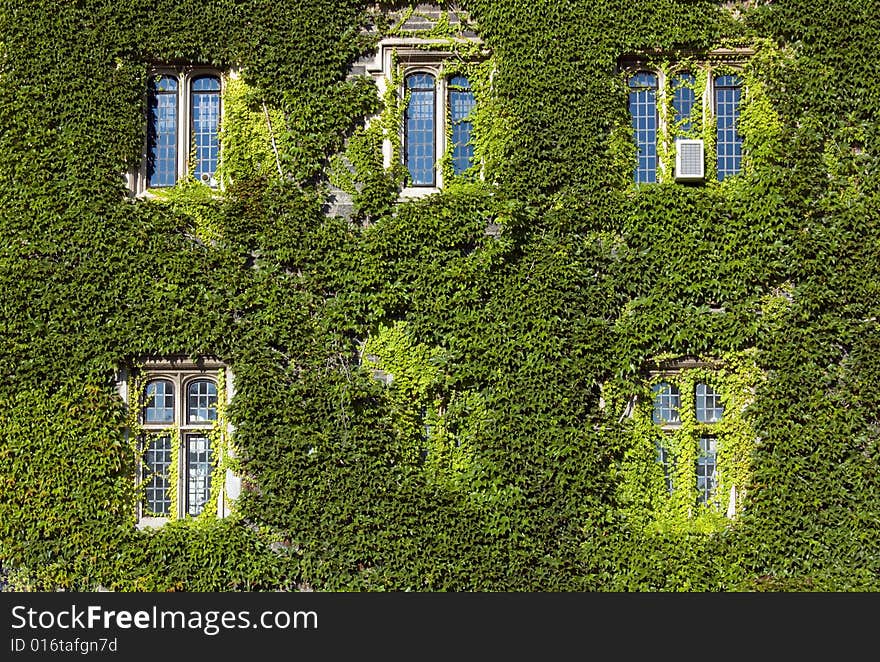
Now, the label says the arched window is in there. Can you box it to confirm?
[672,72,696,134]
[714,74,742,181]
[652,381,681,425]
[140,69,222,192]
[448,75,475,175]
[191,75,221,185]
[143,379,174,423]
[628,71,658,183]
[147,75,179,188]
[695,382,724,422]
[129,362,230,523]
[404,73,436,186]
[187,379,218,423]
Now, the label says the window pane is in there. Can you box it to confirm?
[187,379,218,423]
[147,75,178,187]
[191,75,221,185]
[696,436,717,504]
[628,72,658,183]
[655,439,675,493]
[143,379,174,423]
[652,382,681,424]
[143,434,172,515]
[672,72,696,134]
[449,75,475,175]
[404,73,436,186]
[186,433,211,516]
[695,383,724,422]
[715,74,742,181]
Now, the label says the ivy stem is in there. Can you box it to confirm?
[263,101,284,178]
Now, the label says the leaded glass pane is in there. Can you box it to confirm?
[628,72,658,183]
[147,75,178,187]
[191,75,220,185]
[404,73,436,186]
[187,379,218,423]
[186,433,211,516]
[652,382,681,425]
[672,72,696,134]
[143,379,174,423]
[696,436,717,504]
[449,75,475,175]
[143,434,172,515]
[695,382,724,422]
[715,74,742,181]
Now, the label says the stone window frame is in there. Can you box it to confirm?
[364,37,482,198]
[619,48,752,184]
[646,357,727,510]
[116,356,239,529]
[127,66,229,197]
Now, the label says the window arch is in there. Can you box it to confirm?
[448,75,475,175]
[404,72,437,187]
[652,381,681,425]
[186,379,218,424]
[628,71,658,183]
[143,379,174,423]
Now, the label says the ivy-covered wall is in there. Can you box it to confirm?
[1,0,879,591]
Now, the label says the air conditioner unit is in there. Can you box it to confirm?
[675,139,705,181]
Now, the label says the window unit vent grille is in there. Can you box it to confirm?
[675,138,705,181]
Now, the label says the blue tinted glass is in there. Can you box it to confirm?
[148,75,178,187]
[628,72,658,183]
[715,74,741,88]
[715,74,742,181]
[192,76,220,92]
[144,379,174,423]
[449,76,475,175]
[405,73,436,186]
[672,73,696,133]
[187,379,218,423]
[191,75,220,185]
